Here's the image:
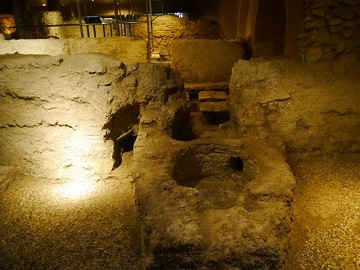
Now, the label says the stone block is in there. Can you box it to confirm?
[67,37,147,63]
[341,20,357,29]
[305,19,327,30]
[134,15,220,52]
[230,57,360,153]
[198,91,228,101]
[306,45,323,62]
[343,0,359,6]
[0,37,147,63]
[328,18,343,25]
[199,101,229,112]
[309,28,340,45]
[321,50,338,59]
[336,39,346,53]
[309,8,326,17]
[329,25,341,33]
[171,39,243,83]
[311,0,326,8]
[340,28,354,38]
[334,6,355,20]
[326,0,341,7]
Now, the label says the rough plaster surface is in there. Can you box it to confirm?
[135,15,220,52]
[171,39,243,83]
[0,37,147,63]
[230,55,360,154]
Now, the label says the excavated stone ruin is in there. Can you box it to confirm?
[0,52,360,269]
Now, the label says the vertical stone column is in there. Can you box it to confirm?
[38,11,64,38]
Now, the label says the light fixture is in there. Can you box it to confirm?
[42,3,47,7]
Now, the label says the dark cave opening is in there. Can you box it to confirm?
[229,156,244,171]
[188,91,199,100]
[112,133,138,169]
[170,106,198,141]
[103,104,140,170]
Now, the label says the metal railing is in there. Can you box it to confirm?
[7,20,146,39]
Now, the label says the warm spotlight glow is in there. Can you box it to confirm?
[58,131,95,181]
[42,3,47,7]
[53,181,96,200]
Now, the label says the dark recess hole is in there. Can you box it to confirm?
[203,111,230,125]
[112,134,137,169]
[188,91,199,100]
[170,107,197,141]
[229,156,244,171]
[103,104,140,170]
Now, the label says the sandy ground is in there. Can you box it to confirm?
[285,154,360,270]
[0,154,144,270]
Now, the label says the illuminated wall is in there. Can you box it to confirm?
[0,54,115,181]
[0,37,147,62]
[134,15,220,52]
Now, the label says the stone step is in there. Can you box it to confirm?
[199,101,229,112]
[185,81,229,92]
[198,91,228,101]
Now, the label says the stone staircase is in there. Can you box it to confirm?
[184,82,230,134]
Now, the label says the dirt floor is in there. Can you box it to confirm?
[0,153,144,270]
[285,154,360,270]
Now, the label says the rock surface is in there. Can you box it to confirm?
[0,53,296,269]
[0,54,185,269]
[1,52,358,269]
[134,15,220,52]
[0,37,147,63]
[230,56,360,154]
[299,0,360,61]
[134,136,295,269]
[171,39,243,83]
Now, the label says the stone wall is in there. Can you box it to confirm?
[0,54,182,179]
[134,15,220,52]
[0,37,147,63]
[230,56,360,154]
[0,53,185,269]
[299,0,360,62]
[171,39,243,83]
[0,54,115,180]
